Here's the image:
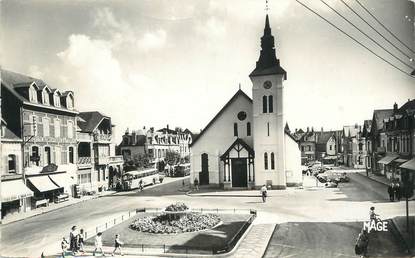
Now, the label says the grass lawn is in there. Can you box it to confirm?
[85,212,253,254]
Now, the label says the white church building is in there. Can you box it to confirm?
[190,14,302,190]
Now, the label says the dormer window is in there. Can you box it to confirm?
[53,93,61,107]
[66,94,74,110]
[42,90,50,105]
[29,86,38,103]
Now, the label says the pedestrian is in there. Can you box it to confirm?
[355,228,369,258]
[139,179,143,191]
[93,232,106,256]
[194,178,199,191]
[111,234,124,256]
[387,183,394,201]
[61,237,69,258]
[395,182,401,201]
[69,225,79,254]
[369,206,379,226]
[78,228,85,254]
[260,184,268,203]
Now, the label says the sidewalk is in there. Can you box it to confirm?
[1,190,116,225]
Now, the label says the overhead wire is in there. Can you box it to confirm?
[355,0,415,55]
[320,0,414,70]
[294,0,413,77]
[340,0,413,61]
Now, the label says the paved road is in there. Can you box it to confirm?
[0,173,411,257]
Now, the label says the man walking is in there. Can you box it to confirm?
[260,184,268,203]
[394,182,401,201]
[387,183,394,201]
[194,178,199,191]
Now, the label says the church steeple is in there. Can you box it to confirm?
[250,14,287,79]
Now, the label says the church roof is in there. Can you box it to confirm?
[250,15,287,79]
[190,89,252,147]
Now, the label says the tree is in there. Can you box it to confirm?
[124,153,152,171]
[165,150,180,166]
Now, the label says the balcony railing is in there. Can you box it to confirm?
[109,155,124,164]
[77,157,92,164]
[77,156,92,168]
[94,134,112,143]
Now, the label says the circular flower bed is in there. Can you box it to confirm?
[130,213,221,234]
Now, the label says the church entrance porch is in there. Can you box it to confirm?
[221,138,255,189]
[231,158,248,187]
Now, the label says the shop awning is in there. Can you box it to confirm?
[394,158,408,164]
[27,176,61,192]
[378,155,399,165]
[400,158,415,171]
[1,179,34,202]
[49,173,75,188]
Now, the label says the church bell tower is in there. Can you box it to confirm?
[250,14,287,189]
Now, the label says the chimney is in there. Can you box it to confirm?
[150,127,154,133]
[393,102,398,113]
[167,124,169,130]
[307,127,309,132]
[311,127,314,132]
[143,126,146,130]
[321,127,323,132]
[295,128,298,133]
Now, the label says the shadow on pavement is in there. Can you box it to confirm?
[263,221,410,258]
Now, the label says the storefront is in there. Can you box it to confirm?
[1,179,34,219]
[49,172,76,197]
[26,175,62,205]
[400,158,415,188]
[377,154,398,178]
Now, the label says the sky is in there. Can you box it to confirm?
[1,0,414,143]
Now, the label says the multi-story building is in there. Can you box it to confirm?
[379,101,415,181]
[119,125,193,163]
[1,70,79,217]
[78,111,124,192]
[367,109,394,175]
[1,119,34,219]
[342,124,365,168]
[298,128,317,164]
[362,120,373,172]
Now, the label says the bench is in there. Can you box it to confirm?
[35,199,49,208]
[55,194,69,203]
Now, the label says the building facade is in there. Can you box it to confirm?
[379,101,415,182]
[78,112,124,193]
[1,70,78,217]
[189,14,302,189]
[119,126,192,162]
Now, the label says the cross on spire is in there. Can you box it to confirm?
[265,0,269,13]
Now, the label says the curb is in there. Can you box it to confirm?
[1,191,117,225]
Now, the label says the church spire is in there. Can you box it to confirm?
[250,14,287,79]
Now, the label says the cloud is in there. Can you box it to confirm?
[136,29,167,50]
[92,7,167,52]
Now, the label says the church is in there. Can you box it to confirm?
[189,14,302,190]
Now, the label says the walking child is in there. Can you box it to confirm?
[111,234,124,256]
[61,237,69,258]
[93,232,105,256]
[78,228,85,253]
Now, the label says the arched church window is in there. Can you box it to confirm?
[262,96,267,113]
[271,152,275,170]
[268,95,273,113]
[264,152,268,170]
[247,122,251,136]
[233,123,238,137]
